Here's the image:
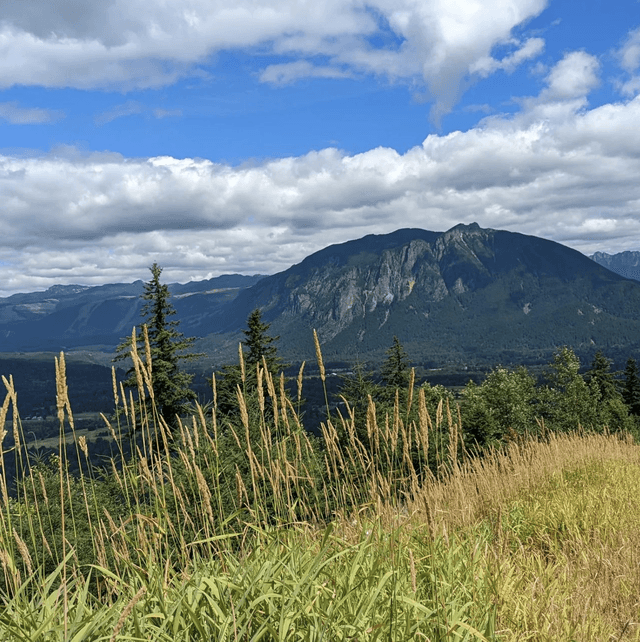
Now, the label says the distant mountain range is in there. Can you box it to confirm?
[0,274,264,354]
[590,251,640,282]
[3,225,640,368]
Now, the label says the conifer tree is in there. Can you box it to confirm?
[214,308,285,416]
[380,336,411,389]
[623,357,640,416]
[115,263,200,430]
[336,361,379,444]
[243,308,283,374]
[585,350,618,402]
[211,308,295,521]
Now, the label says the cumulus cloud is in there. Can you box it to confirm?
[508,51,601,124]
[543,50,600,100]
[0,0,547,116]
[0,51,639,296]
[617,26,640,97]
[0,101,64,124]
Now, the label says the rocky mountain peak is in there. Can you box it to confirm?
[221,223,640,363]
[590,251,640,282]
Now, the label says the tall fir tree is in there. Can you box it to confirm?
[585,350,618,402]
[214,308,286,417]
[336,361,380,444]
[209,308,297,521]
[115,263,200,431]
[380,336,411,389]
[623,357,640,416]
[243,308,283,374]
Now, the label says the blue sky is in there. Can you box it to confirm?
[0,0,639,296]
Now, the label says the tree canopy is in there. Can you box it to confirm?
[115,262,200,431]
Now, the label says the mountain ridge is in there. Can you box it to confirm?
[2,225,640,368]
[214,223,638,364]
[590,251,640,282]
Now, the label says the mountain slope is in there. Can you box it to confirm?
[0,274,264,352]
[218,224,640,364]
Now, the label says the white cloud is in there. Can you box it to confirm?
[0,101,64,124]
[544,50,600,100]
[617,26,640,97]
[1,52,639,296]
[259,61,353,85]
[509,51,601,123]
[153,108,183,119]
[94,102,183,124]
[0,0,547,116]
[470,37,545,77]
[620,26,640,72]
[94,101,144,125]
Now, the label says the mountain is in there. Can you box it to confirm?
[3,224,640,368]
[590,251,640,282]
[0,274,264,352]
[215,223,640,365]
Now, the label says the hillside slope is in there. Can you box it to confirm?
[218,223,640,364]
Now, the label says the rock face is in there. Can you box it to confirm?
[221,223,640,364]
[591,251,640,282]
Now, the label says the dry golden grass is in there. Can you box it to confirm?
[349,431,640,641]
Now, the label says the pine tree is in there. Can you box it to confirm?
[115,263,200,431]
[585,350,618,402]
[583,350,634,432]
[623,358,640,416]
[380,336,411,389]
[336,361,380,444]
[243,308,283,374]
[214,308,285,417]
[210,309,295,521]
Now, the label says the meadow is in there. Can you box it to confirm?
[0,341,639,641]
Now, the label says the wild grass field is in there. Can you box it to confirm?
[0,340,639,641]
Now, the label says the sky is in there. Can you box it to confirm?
[0,0,639,297]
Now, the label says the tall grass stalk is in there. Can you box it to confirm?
[0,337,639,640]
